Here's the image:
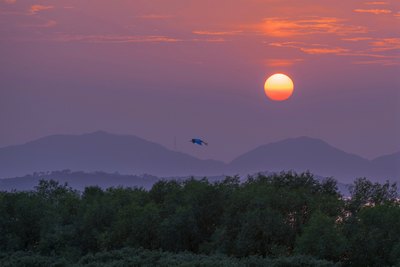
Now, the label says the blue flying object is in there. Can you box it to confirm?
[190,138,208,146]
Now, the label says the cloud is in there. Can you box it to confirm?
[192,30,242,36]
[53,34,227,44]
[192,38,226,43]
[353,9,392,14]
[269,40,398,65]
[300,47,349,54]
[37,19,56,27]
[53,34,181,43]
[270,42,349,55]
[353,59,400,66]
[19,19,57,28]
[30,5,54,15]
[370,38,400,51]
[3,0,16,4]
[266,58,304,67]
[137,14,172,19]
[340,52,385,58]
[259,17,367,37]
[0,9,24,15]
[342,37,373,42]
[364,1,388,5]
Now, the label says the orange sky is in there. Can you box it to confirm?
[0,0,399,161]
[1,0,399,66]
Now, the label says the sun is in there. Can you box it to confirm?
[264,73,294,101]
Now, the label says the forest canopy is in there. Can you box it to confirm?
[0,172,399,267]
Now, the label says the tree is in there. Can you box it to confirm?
[348,178,398,212]
[346,205,400,267]
[295,212,346,262]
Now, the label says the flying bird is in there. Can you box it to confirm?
[190,138,208,146]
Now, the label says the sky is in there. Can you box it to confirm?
[0,0,399,162]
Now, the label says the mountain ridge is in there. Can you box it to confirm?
[0,131,398,183]
[0,131,225,178]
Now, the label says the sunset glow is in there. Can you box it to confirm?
[0,0,398,161]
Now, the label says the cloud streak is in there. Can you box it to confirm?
[259,17,367,37]
[266,58,304,67]
[370,38,400,51]
[342,37,373,42]
[364,1,388,5]
[30,5,54,15]
[22,19,57,28]
[353,9,392,14]
[270,42,349,55]
[53,34,181,44]
[137,14,172,19]
[353,59,400,66]
[192,30,242,36]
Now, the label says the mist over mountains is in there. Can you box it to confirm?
[0,131,398,186]
[0,131,224,178]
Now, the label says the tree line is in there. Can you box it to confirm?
[0,172,399,266]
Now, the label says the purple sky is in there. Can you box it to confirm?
[0,0,399,162]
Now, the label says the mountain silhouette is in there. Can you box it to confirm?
[0,132,398,183]
[370,151,400,181]
[0,131,225,178]
[228,136,395,183]
[0,170,159,191]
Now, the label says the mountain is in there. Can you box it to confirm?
[0,131,225,178]
[229,136,386,183]
[0,170,352,196]
[0,170,160,191]
[0,132,398,183]
[371,152,400,181]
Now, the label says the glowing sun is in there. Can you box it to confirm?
[264,73,294,101]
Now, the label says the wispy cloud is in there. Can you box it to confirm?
[370,38,400,51]
[270,42,349,55]
[0,9,25,15]
[30,5,54,15]
[266,58,304,67]
[192,38,226,43]
[364,1,388,5]
[353,9,392,14]
[53,34,181,43]
[300,47,349,54]
[3,0,16,4]
[353,59,400,66]
[269,40,399,59]
[137,14,172,19]
[342,37,373,42]
[23,19,57,28]
[192,30,242,36]
[52,34,229,44]
[259,17,367,37]
[339,51,395,59]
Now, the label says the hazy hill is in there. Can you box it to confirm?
[228,137,391,183]
[0,170,159,191]
[370,152,400,180]
[0,170,352,196]
[0,132,398,183]
[0,131,225,178]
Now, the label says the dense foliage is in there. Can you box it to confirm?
[0,172,399,266]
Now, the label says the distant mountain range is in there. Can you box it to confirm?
[0,131,398,184]
[0,131,225,178]
[0,170,159,191]
[0,170,351,196]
